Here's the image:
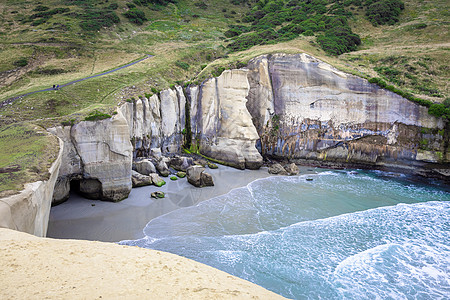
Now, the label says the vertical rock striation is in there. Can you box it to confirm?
[246,53,447,170]
[191,70,263,169]
[50,110,133,203]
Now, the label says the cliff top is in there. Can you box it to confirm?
[0,0,448,129]
[0,123,59,196]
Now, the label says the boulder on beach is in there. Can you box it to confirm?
[170,156,193,171]
[201,172,214,187]
[207,162,218,169]
[134,159,156,176]
[186,165,214,187]
[151,191,165,199]
[176,171,186,178]
[187,165,204,187]
[149,173,166,187]
[156,159,170,177]
[131,171,153,187]
[285,163,299,176]
[268,163,288,175]
[194,158,208,167]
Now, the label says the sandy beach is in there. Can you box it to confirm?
[0,228,284,299]
[48,166,277,242]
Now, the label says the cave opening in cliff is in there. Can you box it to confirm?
[70,179,81,195]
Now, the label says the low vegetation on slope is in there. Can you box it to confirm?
[0,0,448,191]
[0,0,448,193]
[0,123,59,196]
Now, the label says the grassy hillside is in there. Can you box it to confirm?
[0,0,448,193]
[0,122,59,197]
[0,0,448,128]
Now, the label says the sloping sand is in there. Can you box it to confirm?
[0,228,285,299]
[48,167,275,242]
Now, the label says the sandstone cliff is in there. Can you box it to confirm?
[49,52,448,205]
[246,53,448,172]
[191,69,263,169]
[0,136,63,237]
[49,110,133,203]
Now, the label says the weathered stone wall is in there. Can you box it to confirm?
[0,136,63,237]
[49,110,133,203]
[190,70,263,169]
[246,53,447,170]
[49,52,448,206]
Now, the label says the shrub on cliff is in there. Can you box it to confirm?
[365,0,405,26]
[317,27,361,55]
[84,110,112,121]
[428,103,450,119]
[123,8,147,25]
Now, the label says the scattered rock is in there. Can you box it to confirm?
[134,159,156,175]
[200,172,214,187]
[194,158,207,167]
[349,171,359,175]
[176,171,186,178]
[186,165,205,187]
[207,162,218,169]
[285,163,299,176]
[151,191,165,199]
[149,173,166,187]
[170,156,194,171]
[170,176,178,181]
[268,163,288,175]
[131,170,153,187]
[156,160,170,177]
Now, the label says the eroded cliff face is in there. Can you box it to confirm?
[0,136,63,237]
[192,70,263,169]
[119,71,263,170]
[246,53,448,170]
[50,53,448,205]
[49,110,133,203]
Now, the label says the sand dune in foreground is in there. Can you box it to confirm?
[0,228,284,299]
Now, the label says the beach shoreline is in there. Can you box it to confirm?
[47,166,292,242]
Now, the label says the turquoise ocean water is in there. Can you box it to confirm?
[121,170,450,299]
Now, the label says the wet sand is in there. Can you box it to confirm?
[47,166,275,242]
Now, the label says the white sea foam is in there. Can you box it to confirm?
[122,170,450,299]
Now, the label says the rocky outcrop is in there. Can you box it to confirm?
[131,171,153,187]
[49,52,448,206]
[190,70,263,169]
[186,166,214,187]
[49,110,133,203]
[0,136,63,237]
[246,53,448,173]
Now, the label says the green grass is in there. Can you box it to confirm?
[0,122,59,195]
[0,0,448,192]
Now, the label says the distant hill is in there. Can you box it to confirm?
[0,0,448,127]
